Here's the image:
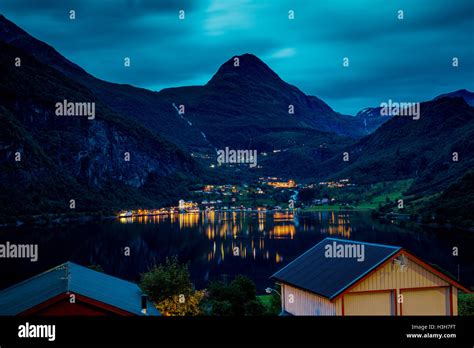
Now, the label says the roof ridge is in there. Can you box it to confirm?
[68,262,143,288]
[0,261,70,293]
[271,237,400,279]
[270,238,405,299]
[325,237,401,249]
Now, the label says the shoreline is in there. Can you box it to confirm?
[2,208,472,232]
[300,206,373,212]
[0,209,295,228]
[0,213,116,228]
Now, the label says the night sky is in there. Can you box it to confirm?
[1,0,473,114]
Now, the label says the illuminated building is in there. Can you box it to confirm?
[267,179,296,188]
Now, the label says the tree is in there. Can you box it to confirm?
[157,291,205,316]
[211,300,233,316]
[229,275,258,315]
[205,275,266,316]
[244,299,266,316]
[459,293,474,316]
[140,257,202,316]
[264,285,282,315]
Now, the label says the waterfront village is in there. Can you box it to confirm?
[118,177,355,218]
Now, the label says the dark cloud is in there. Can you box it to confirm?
[1,0,198,14]
[0,0,472,114]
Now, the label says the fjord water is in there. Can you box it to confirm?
[1,211,473,291]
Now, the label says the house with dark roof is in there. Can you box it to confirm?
[271,238,471,316]
[0,261,160,316]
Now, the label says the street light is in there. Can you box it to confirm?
[265,287,281,296]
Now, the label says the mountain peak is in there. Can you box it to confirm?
[434,89,474,106]
[222,53,271,69]
[207,53,282,86]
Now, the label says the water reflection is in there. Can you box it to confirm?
[319,211,353,238]
[119,211,307,262]
[1,211,473,292]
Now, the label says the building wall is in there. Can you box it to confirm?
[28,298,116,316]
[280,252,461,316]
[346,253,454,315]
[349,254,449,292]
[335,297,343,315]
[452,286,458,315]
[401,287,449,315]
[282,284,336,315]
[20,294,135,316]
[344,290,395,315]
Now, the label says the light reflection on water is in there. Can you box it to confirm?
[1,211,472,292]
[118,211,350,263]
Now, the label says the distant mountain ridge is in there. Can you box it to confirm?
[319,96,474,194]
[354,89,474,134]
[0,39,200,216]
[0,14,209,152]
[0,13,473,217]
[435,89,474,106]
[0,15,366,155]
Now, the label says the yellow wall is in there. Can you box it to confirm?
[282,284,336,316]
[335,297,342,315]
[401,288,448,315]
[279,252,461,316]
[346,253,454,315]
[452,286,458,316]
[344,291,394,315]
[349,254,449,292]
